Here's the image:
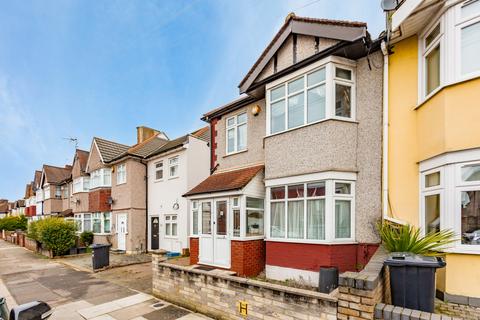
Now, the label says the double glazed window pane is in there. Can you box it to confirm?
[425,194,440,234]
[307,84,326,123]
[227,128,235,153]
[287,201,304,239]
[335,200,351,238]
[103,213,111,233]
[462,164,480,182]
[307,199,325,240]
[425,172,440,187]
[202,202,211,234]
[462,0,480,19]
[336,68,352,80]
[192,210,198,235]
[461,190,480,245]
[237,124,247,151]
[271,86,285,101]
[307,68,325,86]
[288,77,304,94]
[426,45,440,95]
[461,21,480,75]
[288,93,304,129]
[335,84,351,117]
[270,202,285,238]
[247,210,264,236]
[425,24,440,48]
[233,209,240,237]
[271,100,285,134]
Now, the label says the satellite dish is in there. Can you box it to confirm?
[381,0,400,11]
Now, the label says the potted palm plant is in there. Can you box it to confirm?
[378,221,456,313]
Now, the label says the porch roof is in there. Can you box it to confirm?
[183,165,264,197]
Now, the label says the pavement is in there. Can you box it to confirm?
[0,240,211,320]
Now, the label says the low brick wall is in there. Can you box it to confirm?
[152,253,337,320]
[375,303,463,320]
[24,237,39,252]
[337,247,388,320]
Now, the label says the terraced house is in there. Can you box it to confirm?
[185,14,384,283]
[40,164,72,216]
[385,0,480,307]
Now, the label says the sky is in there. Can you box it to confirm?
[0,0,384,200]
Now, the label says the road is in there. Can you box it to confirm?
[0,240,209,320]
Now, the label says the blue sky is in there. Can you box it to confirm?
[0,0,384,200]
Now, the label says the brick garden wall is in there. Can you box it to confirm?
[152,253,338,320]
[231,239,265,277]
[189,237,199,265]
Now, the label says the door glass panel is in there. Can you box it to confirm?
[202,202,211,235]
[216,201,227,236]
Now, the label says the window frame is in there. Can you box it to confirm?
[164,214,178,238]
[455,0,480,81]
[116,163,127,185]
[266,57,356,136]
[267,179,355,244]
[245,197,265,237]
[191,201,199,236]
[225,112,248,155]
[168,156,179,179]
[420,20,444,101]
[154,160,164,181]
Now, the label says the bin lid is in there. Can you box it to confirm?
[384,252,446,268]
[91,244,111,248]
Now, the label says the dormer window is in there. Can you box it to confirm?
[267,58,355,135]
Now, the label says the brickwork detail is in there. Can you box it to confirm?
[88,188,112,212]
[189,237,199,265]
[231,239,265,277]
[152,253,338,320]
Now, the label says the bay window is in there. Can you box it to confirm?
[226,113,247,154]
[116,164,126,184]
[74,212,112,234]
[267,59,355,135]
[268,179,354,242]
[55,186,62,199]
[92,213,102,233]
[90,168,112,189]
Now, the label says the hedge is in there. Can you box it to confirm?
[0,215,27,231]
[28,218,76,256]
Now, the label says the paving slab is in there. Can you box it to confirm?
[78,293,152,319]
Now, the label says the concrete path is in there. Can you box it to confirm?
[0,241,210,320]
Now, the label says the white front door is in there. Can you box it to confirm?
[199,199,231,268]
[117,213,127,251]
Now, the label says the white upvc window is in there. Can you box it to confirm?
[191,201,199,236]
[55,186,62,199]
[74,214,83,232]
[90,168,112,189]
[267,59,356,135]
[168,156,179,178]
[232,197,241,237]
[165,214,178,237]
[83,213,92,232]
[155,161,164,181]
[421,22,443,99]
[420,149,480,253]
[44,186,51,200]
[246,197,265,237]
[226,112,247,154]
[268,179,355,243]
[456,0,480,78]
[116,164,126,185]
[73,177,90,193]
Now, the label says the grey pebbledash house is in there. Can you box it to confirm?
[184,14,384,284]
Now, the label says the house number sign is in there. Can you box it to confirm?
[238,301,248,316]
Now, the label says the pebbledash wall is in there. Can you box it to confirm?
[153,253,337,320]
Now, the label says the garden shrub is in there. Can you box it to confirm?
[36,218,76,256]
[80,231,94,246]
[0,215,27,231]
[27,219,40,240]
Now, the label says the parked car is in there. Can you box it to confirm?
[0,298,52,320]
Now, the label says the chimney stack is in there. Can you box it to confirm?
[136,126,160,144]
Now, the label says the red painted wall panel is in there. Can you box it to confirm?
[266,241,379,273]
[231,239,265,277]
[88,189,112,212]
[189,237,199,265]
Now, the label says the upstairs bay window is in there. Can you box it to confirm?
[226,113,247,154]
[73,177,90,193]
[267,60,355,135]
[268,179,355,242]
[55,186,62,199]
[90,168,111,189]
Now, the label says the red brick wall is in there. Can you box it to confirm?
[88,188,112,212]
[210,118,218,170]
[266,242,379,273]
[190,237,199,265]
[231,239,265,277]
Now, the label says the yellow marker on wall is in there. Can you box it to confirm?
[238,301,248,316]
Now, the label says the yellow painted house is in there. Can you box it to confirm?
[385,0,480,305]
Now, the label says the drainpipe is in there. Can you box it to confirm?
[142,159,148,253]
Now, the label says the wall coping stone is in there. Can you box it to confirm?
[152,253,338,303]
[375,304,463,320]
[339,246,387,290]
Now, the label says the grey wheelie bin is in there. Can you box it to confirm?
[384,252,446,313]
[91,244,111,270]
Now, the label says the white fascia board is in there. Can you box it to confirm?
[265,171,357,187]
[392,0,425,31]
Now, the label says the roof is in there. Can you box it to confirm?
[0,200,8,213]
[33,170,42,189]
[238,13,367,93]
[146,135,189,159]
[123,134,169,159]
[184,165,264,197]
[43,165,72,184]
[24,183,32,198]
[75,149,89,172]
[202,95,257,121]
[94,137,130,163]
[191,126,210,142]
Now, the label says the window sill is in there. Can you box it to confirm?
[265,117,358,139]
[442,247,480,255]
[168,176,179,180]
[224,149,248,158]
[164,236,179,239]
[116,182,126,186]
[231,236,265,241]
[154,179,164,183]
